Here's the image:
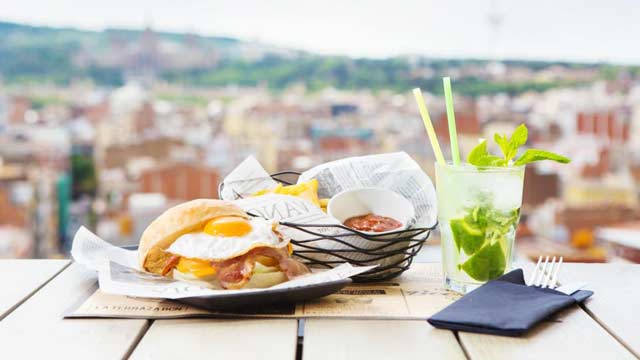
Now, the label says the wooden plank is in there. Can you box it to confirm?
[561,263,640,358]
[459,305,636,360]
[0,259,69,320]
[130,319,298,360]
[0,263,149,360]
[303,319,465,360]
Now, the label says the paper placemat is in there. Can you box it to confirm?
[64,263,461,320]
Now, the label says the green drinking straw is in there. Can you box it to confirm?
[443,77,460,165]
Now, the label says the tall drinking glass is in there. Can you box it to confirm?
[435,162,525,293]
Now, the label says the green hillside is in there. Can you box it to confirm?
[0,21,635,95]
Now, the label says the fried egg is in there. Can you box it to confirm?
[167,216,287,261]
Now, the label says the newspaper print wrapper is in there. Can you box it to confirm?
[219,155,279,201]
[220,152,438,273]
[71,226,375,300]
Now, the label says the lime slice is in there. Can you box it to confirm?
[450,218,485,255]
[459,241,506,282]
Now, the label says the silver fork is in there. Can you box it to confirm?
[528,255,586,295]
[528,255,563,288]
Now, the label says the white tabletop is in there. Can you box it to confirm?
[0,260,638,359]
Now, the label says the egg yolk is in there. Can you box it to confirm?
[176,257,217,278]
[204,216,252,237]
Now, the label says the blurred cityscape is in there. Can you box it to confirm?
[2,20,640,262]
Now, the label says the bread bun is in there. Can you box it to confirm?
[138,199,247,273]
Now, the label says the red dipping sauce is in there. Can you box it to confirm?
[344,213,402,232]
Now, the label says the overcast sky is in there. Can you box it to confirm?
[1,0,639,64]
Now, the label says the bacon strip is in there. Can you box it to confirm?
[214,246,310,289]
[216,256,256,290]
[253,247,310,279]
[161,255,180,276]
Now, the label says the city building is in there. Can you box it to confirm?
[139,162,220,201]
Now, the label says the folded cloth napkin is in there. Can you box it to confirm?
[428,269,593,336]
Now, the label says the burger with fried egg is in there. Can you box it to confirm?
[139,199,310,289]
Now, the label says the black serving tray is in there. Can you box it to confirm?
[121,245,351,311]
[178,278,351,311]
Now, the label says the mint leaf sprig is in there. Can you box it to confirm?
[467,124,570,167]
[513,149,570,166]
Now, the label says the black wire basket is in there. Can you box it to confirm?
[219,171,436,282]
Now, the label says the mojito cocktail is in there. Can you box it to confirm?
[413,80,568,293]
[436,163,525,293]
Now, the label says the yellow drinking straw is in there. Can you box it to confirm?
[412,88,446,165]
[443,77,460,165]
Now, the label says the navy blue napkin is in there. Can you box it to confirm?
[428,269,593,336]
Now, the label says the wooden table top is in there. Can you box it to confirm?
[0,260,638,360]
